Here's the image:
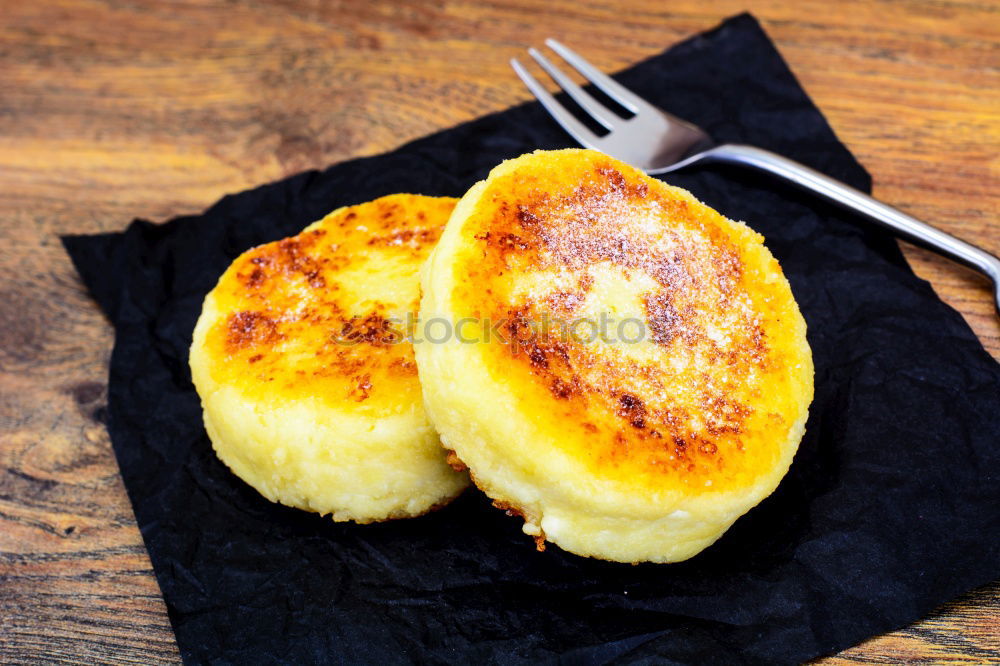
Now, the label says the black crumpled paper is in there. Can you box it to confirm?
[63,14,999,665]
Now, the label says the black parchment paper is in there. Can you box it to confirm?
[63,14,1000,665]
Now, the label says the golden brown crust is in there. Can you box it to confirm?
[202,194,456,412]
[444,449,468,473]
[445,150,809,496]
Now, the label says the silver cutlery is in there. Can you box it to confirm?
[511,39,1000,314]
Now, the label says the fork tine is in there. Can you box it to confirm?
[544,39,651,114]
[527,48,617,131]
[510,57,603,150]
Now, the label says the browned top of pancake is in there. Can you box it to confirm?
[448,150,811,492]
[200,194,457,413]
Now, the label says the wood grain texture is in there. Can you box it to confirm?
[0,0,996,662]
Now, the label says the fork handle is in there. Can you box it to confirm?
[699,143,1000,312]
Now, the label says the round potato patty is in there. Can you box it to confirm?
[416,149,813,562]
[190,194,469,523]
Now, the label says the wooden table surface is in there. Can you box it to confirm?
[1,0,997,662]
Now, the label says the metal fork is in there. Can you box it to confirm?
[512,40,1000,314]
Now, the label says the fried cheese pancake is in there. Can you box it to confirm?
[190,194,468,523]
[416,149,813,562]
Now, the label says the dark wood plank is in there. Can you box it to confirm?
[0,0,996,662]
